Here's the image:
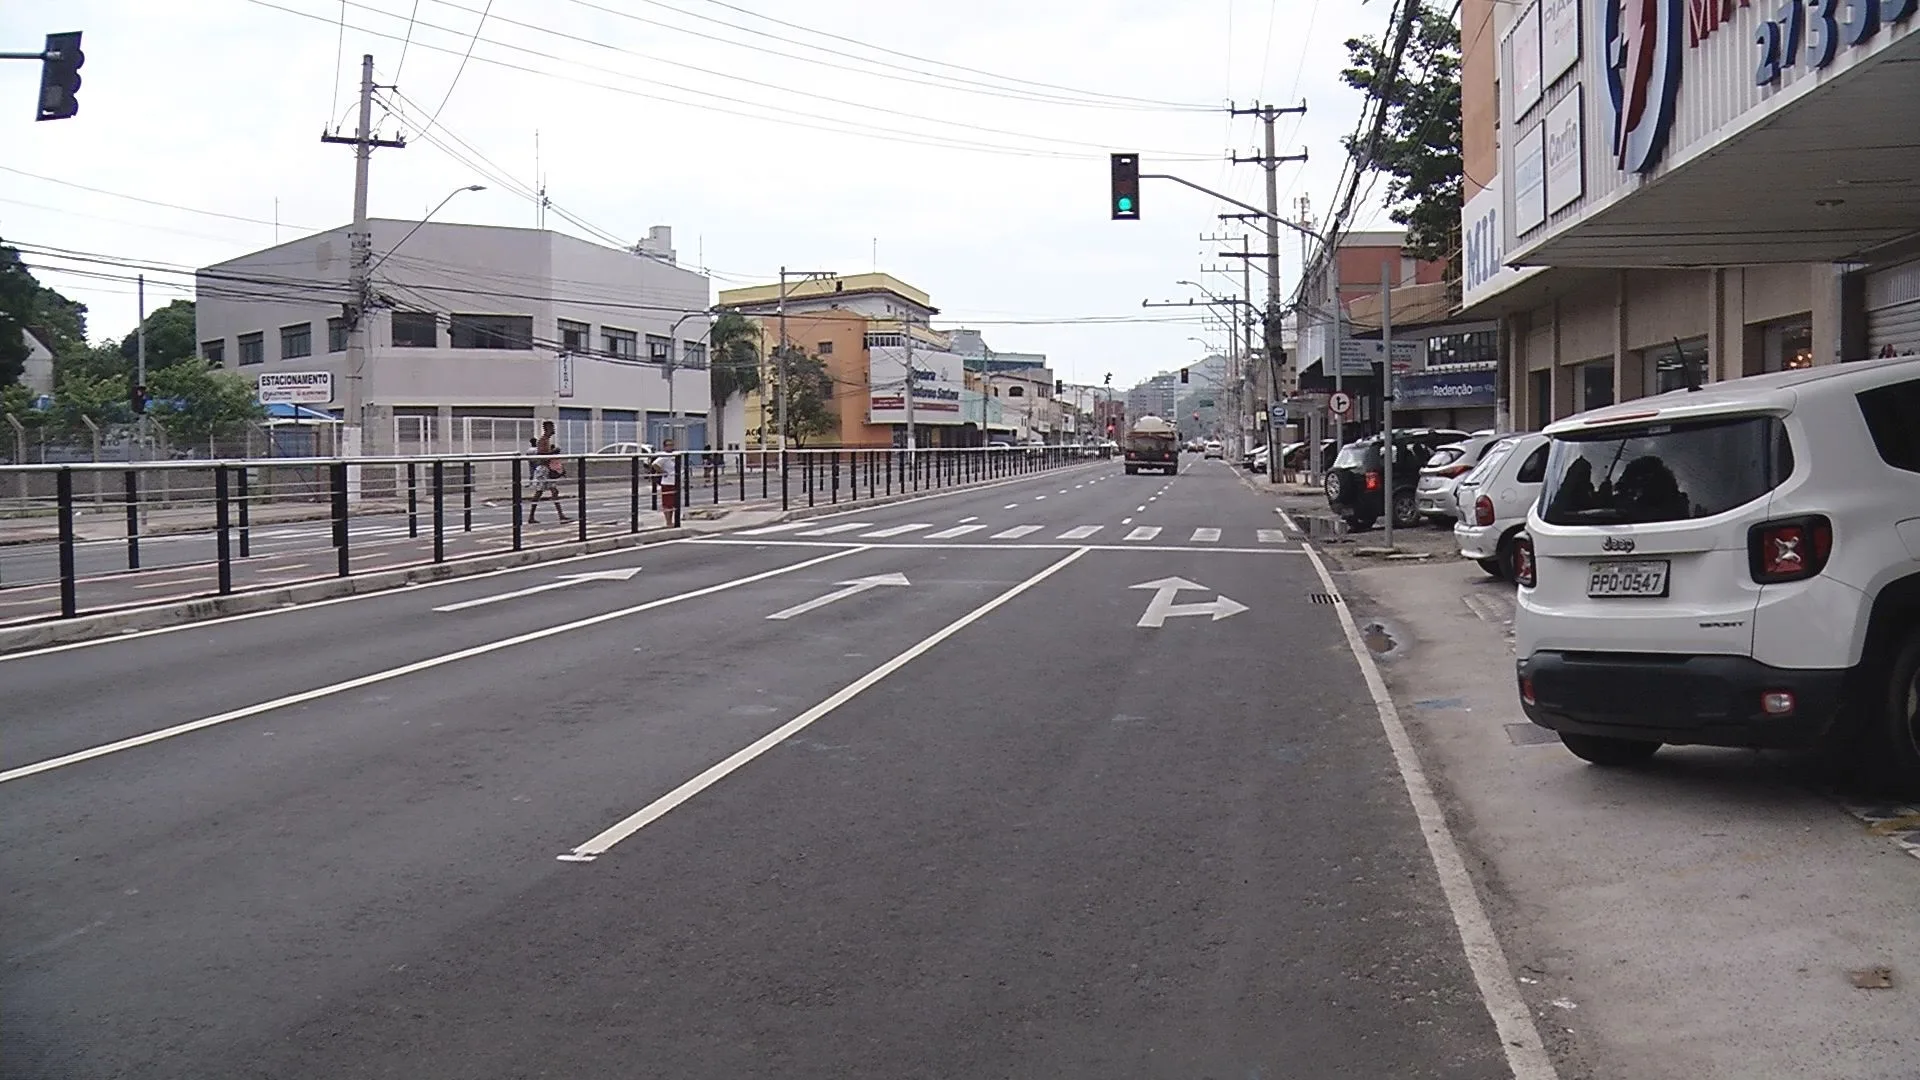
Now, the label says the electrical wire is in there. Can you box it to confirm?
[393,0,422,82]
[329,0,348,125]
[246,0,1199,162]
[0,165,319,231]
[420,0,491,131]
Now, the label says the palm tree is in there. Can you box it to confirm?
[707,310,762,451]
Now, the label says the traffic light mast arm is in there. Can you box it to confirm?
[1137,172,1322,243]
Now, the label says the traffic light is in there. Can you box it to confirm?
[36,32,83,122]
[1103,372,1112,386]
[1180,367,1189,384]
[1109,153,1140,221]
[130,383,148,415]
[1054,379,1064,395]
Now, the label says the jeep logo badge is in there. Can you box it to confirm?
[1603,536,1636,553]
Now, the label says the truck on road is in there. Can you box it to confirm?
[1123,415,1179,475]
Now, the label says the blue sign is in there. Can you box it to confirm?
[1604,0,1685,173]
[1395,369,1496,410]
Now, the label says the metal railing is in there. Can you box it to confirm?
[0,445,1083,625]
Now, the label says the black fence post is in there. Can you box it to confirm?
[737,451,746,504]
[576,454,588,544]
[710,452,720,506]
[780,450,789,511]
[55,468,77,619]
[630,455,641,534]
[214,466,233,595]
[235,465,252,558]
[431,459,446,563]
[331,461,350,577]
[673,453,685,528]
[406,462,418,538]
[806,452,816,508]
[511,457,524,552]
[462,460,474,533]
[831,450,840,505]
[123,469,141,570]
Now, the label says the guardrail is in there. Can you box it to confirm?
[0,445,1085,624]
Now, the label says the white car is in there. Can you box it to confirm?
[1451,433,1549,579]
[1203,439,1224,459]
[1417,432,1508,523]
[1512,357,1920,791]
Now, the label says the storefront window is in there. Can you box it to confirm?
[1651,338,1710,394]
[1581,361,1615,410]
[1532,370,1552,429]
[1426,329,1499,366]
[1762,319,1814,372]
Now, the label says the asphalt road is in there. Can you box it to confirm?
[2,458,1519,1078]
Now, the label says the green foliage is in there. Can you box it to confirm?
[1,381,43,430]
[48,369,132,429]
[120,299,199,370]
[56,341,131,385]
[707,310,762,449]
[146,360,263,443]
[0,244,36,387]
[776,347,835,447]
[1340,1,1463,265]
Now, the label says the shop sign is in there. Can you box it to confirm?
[1514,123,1548,234]
[1604,0,1684,174]
[1753,0,1916,85]
[1511,3,1545,116]
[1395,369,1497,410]
[1543,0,1582,82]
[1545,87,1585,212]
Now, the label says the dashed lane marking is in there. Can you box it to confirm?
[924,524,987,539]
[794,522,875,537]
[1057,525,1102,540]
[1190,528,1221,542]
[990,525,1044,539]
[1124,526,1162,541]
[860,523,933,538]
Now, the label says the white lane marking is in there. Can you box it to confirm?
[734,522,817,536]
[1003,504,1019,510]
[1057,525,1102,540]
[794,522,875,537]
[258,562,314,573]
[1124,526,1161,541]
[990,525,1044,539]
[1300,543,1560,1080]
[1257,529,1288,543]
[764,572,910,621]
[0,547,870,784]
[1278,510,1302,533]
[1121,517,1133,525]
[859,523,933,538]
[1057,490,1068,494]
[1190,528,1221,543]
[924,524,987,539]
[1147,496,1158,502]
[1034,495,1047,501]
[559,548,1090,861]
[958,516,979,524]
[431,567,643,613]
[1135,505,1147,512]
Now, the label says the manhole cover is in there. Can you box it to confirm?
[1310,592,1343,604]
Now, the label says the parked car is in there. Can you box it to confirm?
[1324,431,1457,530]
[1417,432,1508,524]
[1512,357,1920,792]
[1203,439,1224,459]
[1451,433,1550,579]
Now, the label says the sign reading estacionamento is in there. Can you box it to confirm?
[256,371,334,405]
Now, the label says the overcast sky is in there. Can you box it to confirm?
[1,0,1396,389]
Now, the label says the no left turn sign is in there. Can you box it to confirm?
[1329,391,1354,418]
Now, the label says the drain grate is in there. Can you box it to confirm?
[1310,592,1343,604]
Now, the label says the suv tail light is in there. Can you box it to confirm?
[1437,462,1473,478]
[1513,535,1536,587]
[1365,470,1381,492]
[1748,515,1832,584]
[1474,495,1495,527]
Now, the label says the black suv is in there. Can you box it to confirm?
[1324,430,1460,530]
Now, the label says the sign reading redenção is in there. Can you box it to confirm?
[256,371,334,405]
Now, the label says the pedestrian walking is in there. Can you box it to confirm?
[527,422,568,523]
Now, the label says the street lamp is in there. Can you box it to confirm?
[663,309,713,451]
[368,184,486,276]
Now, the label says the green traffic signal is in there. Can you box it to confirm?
[1116,196,1134,213]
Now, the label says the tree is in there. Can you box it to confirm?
[146,360,263,444]
[1340,1,1462,267]
[0,244,36,387]
[776,347,835,446]
[120,299,199,370]
[56,341,132,385]
[707,310,762,450]
[47,368,131,430]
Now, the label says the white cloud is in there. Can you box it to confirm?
[1,0,1393,388]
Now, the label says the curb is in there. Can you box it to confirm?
[0,464,1093,653]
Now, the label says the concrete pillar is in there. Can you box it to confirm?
[1812,262,1843,365]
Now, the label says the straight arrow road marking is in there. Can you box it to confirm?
[1131,576,1249,628]
[433,567,644,612]
[765,572,910,620]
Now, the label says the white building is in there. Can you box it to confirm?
[17,329,53,397]
[195,222,738,455]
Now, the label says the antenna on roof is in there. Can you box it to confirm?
[534,130,547,230]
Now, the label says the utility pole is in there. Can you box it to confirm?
[1382,262,1397,550]
[321,54,406,459]
[136,274,147,456]
[903,313,916,450]
[1229,102,1307,412]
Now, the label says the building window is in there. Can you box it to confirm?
[604,327,638,358]
[1426,329,1498,366]
[1580,360,1615,410]
[237,332,264,366]
[682,341,708,368]
[1651,338,1709,394]
[646,334,671,363]
[201,339,225,365]
[1007,385,1025,397]
[864,333,904,349]
[818,340,834,355]
[559,319,590,353]
[280,322,312,360]
[1762,319,1814,373]
[327,317,348,353]
[391,311,438,348]
[449,314,534,350]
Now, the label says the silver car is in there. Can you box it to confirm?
[1414,433,1506,523]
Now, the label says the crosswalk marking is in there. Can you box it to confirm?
[1124,526,1162,541]
[1190,528,1221,542]
[1057,525,1102,539]
[860,523,933,537]
[990,525,1044,539]
[924,523,987,539]
[735,522,810,535]
[1257,528,1288,543]
[795,522,874,536]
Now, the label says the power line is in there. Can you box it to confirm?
[329,0,348,126]
[0,165,317,231]
[393,0,422,82]
[420,0,491,132]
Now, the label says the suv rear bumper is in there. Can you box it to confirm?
[1516,651,1849,749]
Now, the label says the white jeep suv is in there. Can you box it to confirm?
[1512,357,1920,792]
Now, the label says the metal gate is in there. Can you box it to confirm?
[1867,258,1920,358]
